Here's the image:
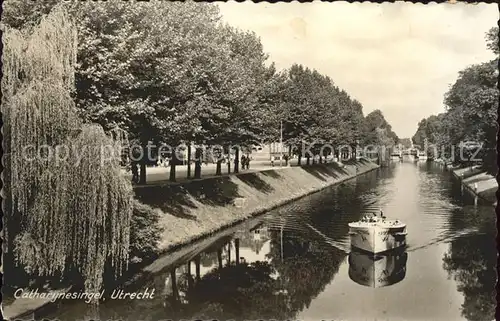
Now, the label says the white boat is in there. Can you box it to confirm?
[417,152,427,161]
[390,149,401,161]
[348,214,407,254]
[348,249,407,287]
[390,154,401,161]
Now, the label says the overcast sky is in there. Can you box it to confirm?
[217,2,498,138]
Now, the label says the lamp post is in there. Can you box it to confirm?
[280,120,283,167]
[280,216,284,262]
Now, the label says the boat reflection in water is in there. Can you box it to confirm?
[348,248,408,287]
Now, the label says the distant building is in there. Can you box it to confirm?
[250,142,287,161]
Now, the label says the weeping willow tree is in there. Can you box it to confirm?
[2,6,133,295]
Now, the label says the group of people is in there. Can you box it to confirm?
[156,157,171,167]
[240,155,251,170]
[361,210,386,222]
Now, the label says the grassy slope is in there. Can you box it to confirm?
[134,159,379,253]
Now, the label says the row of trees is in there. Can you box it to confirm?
[2,0,399,294]
[412,26,498,174]
[278,65,399,163]
[3,0,398,184]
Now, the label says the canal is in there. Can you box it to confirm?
[42,161,496,321]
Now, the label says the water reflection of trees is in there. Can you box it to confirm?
[154,170,383,320]
[187,261,291,320]
[442,208,496,321]
[267,231,347,313]
[161,229,346,320]
[199,251,219,267]
[237,225,271,255]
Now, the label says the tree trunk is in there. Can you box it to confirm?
[227,243,231,266]
[169,153,178,182]
[194,147,202,179]
[234,148,240,173]
[139,142,147,184]
[216,159,222,176]
[235,238,240,265]
[306,155,310,165]
[298,154,302,166]
[227,157,231,174]
[187,143,192,179]
[319,155,323,164]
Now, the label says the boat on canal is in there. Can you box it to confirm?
[390,149,402,161]
[417,151,427,161]
[348,213,407,254]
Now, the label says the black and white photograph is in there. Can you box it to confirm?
[1,1,498,321]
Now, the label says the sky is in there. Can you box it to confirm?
[217,1,498,138]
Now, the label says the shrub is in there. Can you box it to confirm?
[129,200,163,264]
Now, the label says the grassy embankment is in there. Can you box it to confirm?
[131,158,379,263]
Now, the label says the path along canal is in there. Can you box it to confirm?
[41,161,496,321]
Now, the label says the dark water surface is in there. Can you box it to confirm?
[43,162,496,321]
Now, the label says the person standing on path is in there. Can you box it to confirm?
[246,155,251,169]
[234,154,239,172]
[227,154,232,174]
[241,155,246,170]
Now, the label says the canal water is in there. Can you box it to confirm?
[42,161,496,321]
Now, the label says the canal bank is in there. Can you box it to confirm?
[3,158,378,321]
[451,166,497,206]
[37,161,497,321]
[132,158,379,263]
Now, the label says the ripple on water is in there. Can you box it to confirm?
[37,163,497,321]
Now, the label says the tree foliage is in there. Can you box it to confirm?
[442,210,496,321]
[412,114,447,147]
[275,64,371,160]
[485,26,499,55]
[362,109,399,147]
[412,27,498,173]
[2,0,399,179]
[398,138,413,149]
[2,7,133,294]
[1,0,60,30]
[1,0,403,295]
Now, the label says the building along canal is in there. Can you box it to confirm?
[40,161,496,321]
